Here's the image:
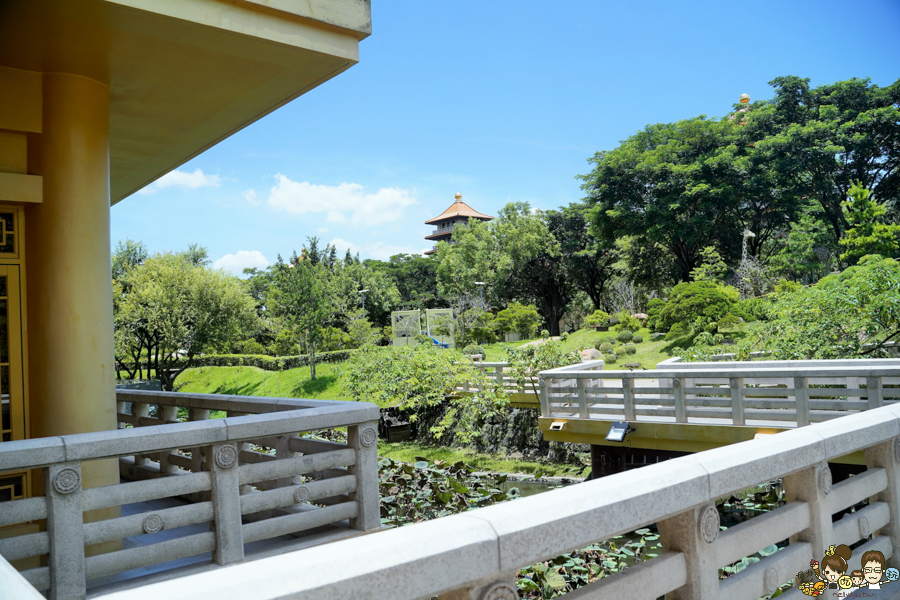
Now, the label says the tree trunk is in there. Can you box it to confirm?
[309,341,317,380]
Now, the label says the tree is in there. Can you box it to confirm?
[839,182,900,264]
[737,255,900,359]
[112,239,148,282]
[656,281,739,334]
[372,254,443,312]
[495,302,542,340]
[115,251,258,390]
[770,212,836,283]
[269,244,336,379]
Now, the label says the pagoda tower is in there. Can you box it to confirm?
[424,193,493,255]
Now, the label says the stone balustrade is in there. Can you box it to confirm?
[0,390,380,600]
[539,361,900,428]
[93,399,900,600]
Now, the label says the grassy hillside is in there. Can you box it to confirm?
[174,363,348,400]
[481,327,683,369]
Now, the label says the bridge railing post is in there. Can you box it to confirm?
[577,378,588,419]
[622,378,635,421]
[794,377,810,427]
[729,377,744,426]
[868,376,884,409]
[674,377,686,423]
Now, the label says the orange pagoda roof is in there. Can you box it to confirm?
[425,194,493,225]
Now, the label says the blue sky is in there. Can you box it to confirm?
[111,0,900,275]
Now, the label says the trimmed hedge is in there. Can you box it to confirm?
[119,350,356,373]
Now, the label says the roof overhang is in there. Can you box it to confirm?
[0,0,371,204]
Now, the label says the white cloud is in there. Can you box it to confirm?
[317,227,329,233]
[138,168,223,194]
[243,189,258,204]
[213,250,270,275]
[267,175,416,225]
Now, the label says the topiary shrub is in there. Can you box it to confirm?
[584,309,611,330]
[560,331,569,341]
[625,346,637,355]
[717,313,742,330]
[657,280,739,334]
[613,346,626,356]
[616,330,634,343]
[605,354,618,364]
[631,334,644,344]
[540,329,550,339]
[602,335,617,345]
[462,344,486,358]
[599,342,613,352]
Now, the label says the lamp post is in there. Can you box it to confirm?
[358,289,369,311]
[474,281,485,305]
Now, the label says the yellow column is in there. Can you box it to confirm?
[25,74,119,503]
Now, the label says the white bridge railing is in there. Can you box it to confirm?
[94,394,900,600]
[539,360,900,427]
[0,391,380,600]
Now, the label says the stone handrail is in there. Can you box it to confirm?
[0,390,381,600]
[539,363,900,427]
[99,401,900,600]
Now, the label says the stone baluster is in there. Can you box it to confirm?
[674,378,687,423]
[658,504,721,599]
[868,377,884,410]
[783,462,835,567]
[577,378,588,419]
[45,463,86,600]
[729,378,744,426]
[794,377,810,427]
[539,378,549,417]
[159,404,180,475]
[133,402,150,467]
[865,438,900,569]
[439,573,518,600]
[622,378,636,421]
[209,443,244,565]
[348,421,380,531]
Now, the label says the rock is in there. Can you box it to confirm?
[580,348,602,360]
[625,362,642,369]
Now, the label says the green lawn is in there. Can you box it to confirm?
[378,441,588,478]
[174,363,349,400]
[480,325,750,370]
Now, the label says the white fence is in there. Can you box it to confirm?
[539,361,900,428]
[0,390,380,600]
[92,398,900,600]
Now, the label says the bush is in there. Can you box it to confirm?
[631,334,644,344]
[462,344,486,358]
[560,331,569,341]
[657,281,739,334]
[665,322,689,341]
[583,309,611,330]
[616,330,634,343]
[613,346,626,355]
[646,297,666,332]
[602,335,617,345]
[717,313,742,330]
[605,354,618,363]
[540,329,550,339]
[164,350,357,372]
[625,346,637,355]
[599,342,613,352]
[612,311,642,332]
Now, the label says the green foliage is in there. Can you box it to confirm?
[540,329,550,339]
[613,346,626,356]
[738,296,774,322]
[583,309,610,330]
[598,342,613,353]
[645,297,666,332]
[771,212,835,282]
[631,334,643,344]
[229,339,267,355]
[462,344,487,358]
[378,457,519,527]
[114,250,259,390]
[605,354,617,364]
[341,345,507,442]
[127,350,356,372]
[504,340,580,396]
[624,346,636,355]
[748,255,900,359]
[839,182,900,264]
[690,246,729,282]
[496,302,543,339]
[560,332,569,341]
[611,311,642,332]
[657,281,739,334]
[717,314,742,330]
[615,330,633,343]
